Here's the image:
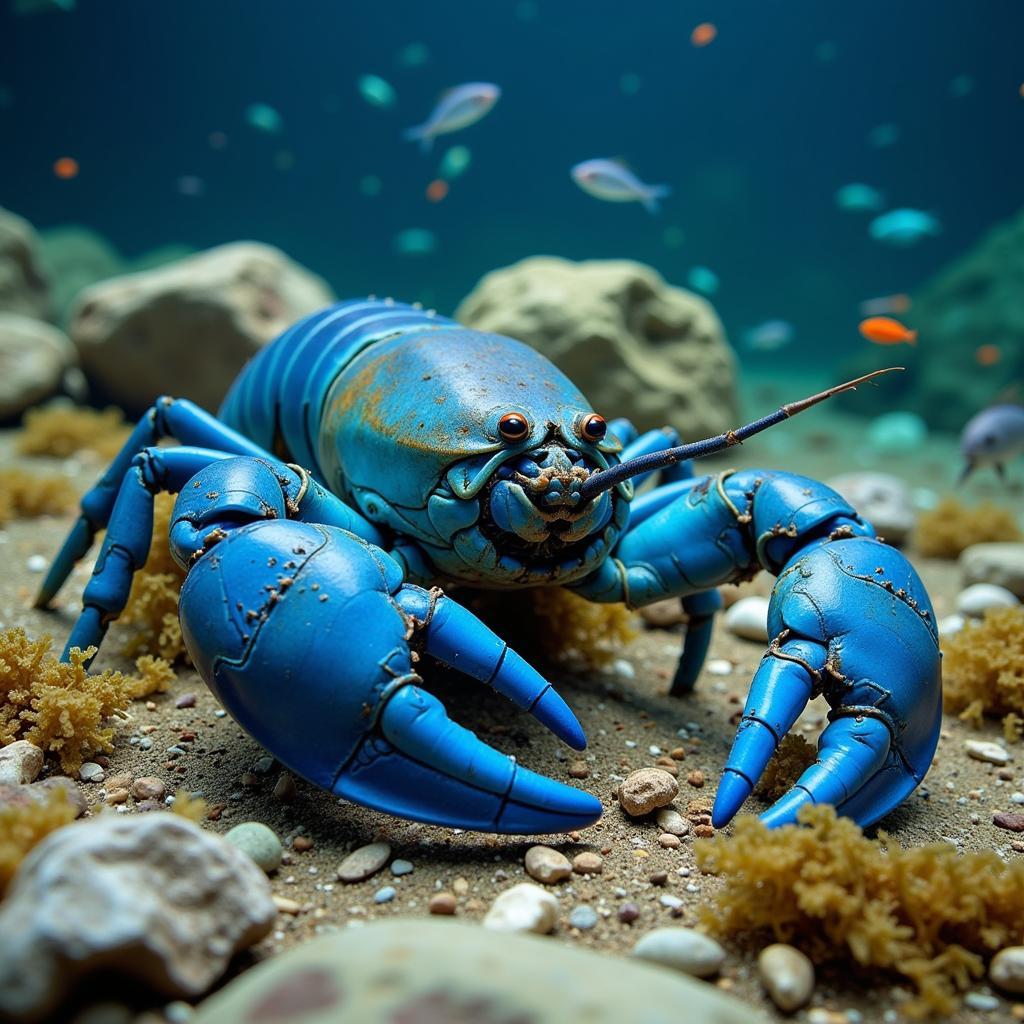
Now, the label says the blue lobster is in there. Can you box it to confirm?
[36,299,941,834]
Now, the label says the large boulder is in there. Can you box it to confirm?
[0,313,80,419]
[69,242,335,413]
[838,206,1024,431]
[456,257,738,439]
[0,813,276,1022]
[194,919,763,1024]
[0,207,51,321]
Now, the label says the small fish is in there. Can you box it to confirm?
[859,317,917,346]
[245,102,283,135]
[404,82,500,152]
[869,208,941,247]
[691,22,717,47]
[859,293,911,317]
[571,159,671,214]
[975,344,1001,367]
[53,156,79,180]
[835,183,884,213]
[357,74,397,110]
[960,404,1024,482]
[742,320,794,352]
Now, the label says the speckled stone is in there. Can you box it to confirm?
[572,852,604,875]
[655,808,689,836]
[337,842,391,883]
[223,822,283,874]
[525,846,572,884]
[618,768,679,817]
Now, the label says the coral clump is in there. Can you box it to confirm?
[121,491,187,662]
[0,788,77,896]
[0,627,174,773]
[754,733,817,802]
[15,401,131,460]
[695,805,1024,1017]
[942,607,1024,735]
[531,587,638,669]
[913,496,1021,559]
[0,468,77,525]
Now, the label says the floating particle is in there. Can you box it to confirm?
[359,175,382,197]
[208,131,227,150]
[815,41,837,63]
[742,320,794,352]
[687,265,719,295]
[176,175,205,197]
[53,156,79,180]
[619,72,642,96]
[0,86,12,108]
[975,344,1001,367]
[438,144,471,180]
[426,179,448,202]
[274,150,295,172]
[835,182,884,212]
[394,228,437,256]
[867,122,900,148]
[691,22,717,47]
[396,41,430,68]
[357,74,397,110]
[662,225,684,249]
[859,293,911,316]
[244,102,283,134]
[869,208,941,246]
[949,74,974,98]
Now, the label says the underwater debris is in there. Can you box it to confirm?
[942,607,1024,731]
[0,627,172,773]
[170,788,208,823]
[15,401,131,460]
[753,733,817,802]
[695,805,1024,1017]
[530,587,638,669]
[0,787,76,897]
[121,491,188,662]
[0,467,77,524]
[913,496,1022,559]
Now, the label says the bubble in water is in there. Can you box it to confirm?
[357,74,397,110]
[394,229,437,256]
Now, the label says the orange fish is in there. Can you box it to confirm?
[426,178,449,202]
[53,156,79,180]
[691,22,717,47]
[859,316,917,346]
[975,344,1001,366]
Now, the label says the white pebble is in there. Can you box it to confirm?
[0,740,44,785]
[78,762,105,783]
[937,614,966,638]
[964,992,1000,1011]
[483,883,559,935]
[26,555,47,573]
[965,739,1011,766]
[612,658,635,679]
[655,808,689,837]
[632,927,725,978]
[990,946,1024,994]
[758,943,815,1012]
[659,894,683,910]
[723,596,769,642]
[956,583,1020,618]
[524,845,571,885]
[706,659,732,676]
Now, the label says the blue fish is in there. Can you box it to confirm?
[835,183,884,213]
[869,208,941,247]
[571,158,670,214]
[960,404,1024,482]
[404,82,500,152]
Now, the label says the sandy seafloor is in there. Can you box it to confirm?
[2,372,1022,1024]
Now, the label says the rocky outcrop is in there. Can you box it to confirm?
[69,242,335,413]
[0,313,80,419]
[456,257,738,439]
[0,207,51,321]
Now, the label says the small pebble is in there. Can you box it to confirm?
[525,845,572,884]
[964,992,1001,1011]
[223,821,283,873]
[658,833,681,849]
[130,776,167,801]
[723,595,769,642]
[965,739,1011,766]
[618,902,640,924]
[428,892,457,915]
[568,905,599,931]
[390,858,414,877]
[175,692,197,709]
[956,583,1019,618]
[374,885,396,904]
[937,614,965,638]
[991,947,1024,994]
[632,927,726,978]
[483,883,559,934]
[659,894,683,910]
[292,835,314,853]
[453,877,469,895]
[758,943,815,1012]
[572,851,604,875]
[994,812,1024,832]
[656,808,690,836]
[568,760,590,779]
[78,762,104,783]
[706,659,732,676]
[337,842,391,882]
[686,770,705,788]
[619,767,679,817]
[26,554,47,572]
[272,772,297,801]
[273,895,303,915]
[0,740,44,785]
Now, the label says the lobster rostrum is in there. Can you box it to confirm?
[37,299,941,834]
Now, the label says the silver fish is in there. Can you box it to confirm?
[960,403,1024,482]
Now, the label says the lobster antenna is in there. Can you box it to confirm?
[577,367,903,503]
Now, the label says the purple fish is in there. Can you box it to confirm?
[404,82,500,152]
[571,158,671,214]
[960,404,1024,482]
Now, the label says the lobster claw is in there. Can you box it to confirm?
[177,518,601,834]
[712,536,942,830]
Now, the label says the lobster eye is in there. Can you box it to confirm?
[498,412,530,442]
[580,413,607,442]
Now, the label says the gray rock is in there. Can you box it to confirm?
[389,858,414,877]
[0,813,275,1022]
[632,927,726,978]
[568,905,599,930]
[826,472,916,546]
[961,543,1024,599]
[78,761,104,783]
[0,207,50,321]
[223,821,283,873]
[337,841,391,883]
[193,921,762,1024]
[456,257,738,440]
[69,242,334,414]
[0,314,78,418]
[0,740,44,785]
